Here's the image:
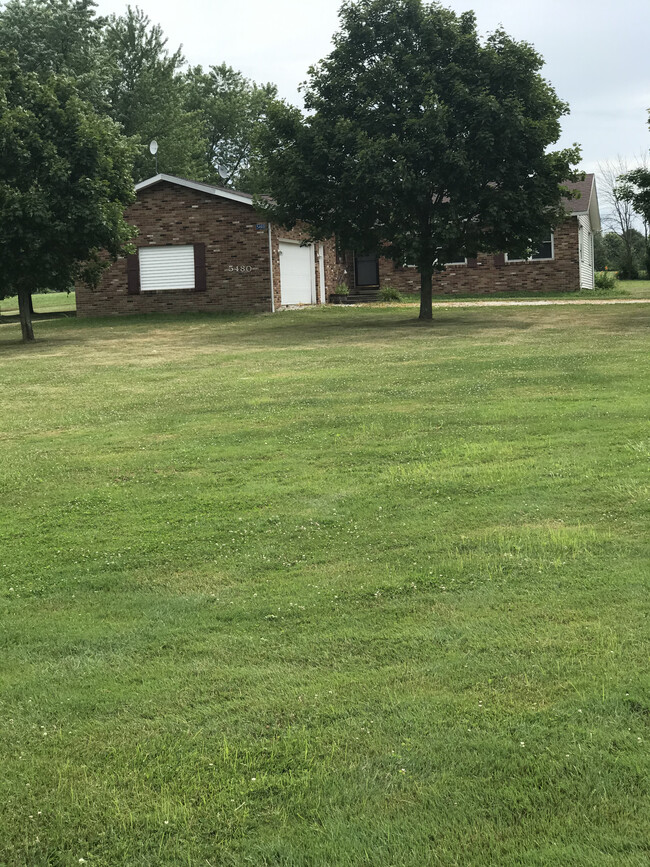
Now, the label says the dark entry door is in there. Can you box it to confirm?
[355,255,379,288]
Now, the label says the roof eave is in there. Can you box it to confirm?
[134,173,255,207]
[588,176,602,233]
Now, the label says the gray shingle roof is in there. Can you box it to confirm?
[563,174,595,214]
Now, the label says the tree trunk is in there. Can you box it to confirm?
[18,288,35,341]
[419,262,433,320]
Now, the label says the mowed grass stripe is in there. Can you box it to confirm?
[0,304,649,866]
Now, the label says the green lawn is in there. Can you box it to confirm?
[0,291,76,314]
[0,282,648,316]
[1,305,649,866]
[616,278,650,299]
[391,279,650,303]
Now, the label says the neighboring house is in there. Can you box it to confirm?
[75,174,343,318]
[345,175,601,297]
[76,173,600,317]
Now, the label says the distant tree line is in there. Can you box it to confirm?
[597,155,650,279]
[594,229,647,277]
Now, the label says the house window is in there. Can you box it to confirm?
[531,233,554,260]
[139,245,196,291]
[506,231,554,263]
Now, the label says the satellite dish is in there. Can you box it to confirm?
[218,164,229,180]
[149,140,158,155]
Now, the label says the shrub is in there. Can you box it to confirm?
[379,285,402,302]
[594,271,617,290]
[334,283,349,296]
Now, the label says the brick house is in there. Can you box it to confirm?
[76,174,345,318]
[76,173,600,317]
[345,175,601,299]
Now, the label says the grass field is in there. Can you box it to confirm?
[0,279,649,318]
[1,305,649,865]
[0,291,76,314]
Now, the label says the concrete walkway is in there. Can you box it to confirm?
[369,298,650,309]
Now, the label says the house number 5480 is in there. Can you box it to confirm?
[226,265,254,273]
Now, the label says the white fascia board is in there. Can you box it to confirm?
[135,173,255,207]
[588,178,602,233]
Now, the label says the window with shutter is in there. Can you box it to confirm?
[139,246,196,291]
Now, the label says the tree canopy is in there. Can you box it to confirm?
[617,164,650,275]
[0,0,281,187]
[103,6,205,181]
[259,0,580,319]
[185,63,278,189]
[0,0,106,102]
[0,51,137,339]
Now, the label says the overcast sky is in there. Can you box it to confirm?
[96,0,650,177]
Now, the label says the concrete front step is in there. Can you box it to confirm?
[345,292,380,303]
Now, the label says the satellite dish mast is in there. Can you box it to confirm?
[149,139,159,174]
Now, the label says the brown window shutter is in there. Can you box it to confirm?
[494,253,506,268]
[126,253,140,294]
[194,243,207,291]
[467,257,478,269]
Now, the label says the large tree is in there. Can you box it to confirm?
[184,63,278,190]
[0,0,108,107]
[598,158,645,279]
[617,149,650,276]
[259,0,580,319]
[0,52,136,340]
[103,6,204,181]
[0,0,280,187]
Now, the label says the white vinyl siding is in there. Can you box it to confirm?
[139,245,195,291]
[577,215,594,289]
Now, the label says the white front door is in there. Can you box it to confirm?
[279,241,314,305]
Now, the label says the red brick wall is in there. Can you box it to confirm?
[377,218,580,295]
[78,180,575,315]
[76,182,275,317]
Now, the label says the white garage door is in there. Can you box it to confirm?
[139,245,195,291]
[279,241,314,305]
